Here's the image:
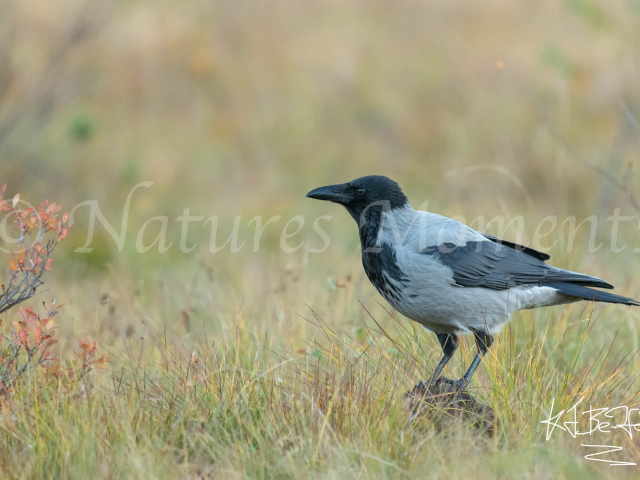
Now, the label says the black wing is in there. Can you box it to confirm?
[482,234,550,261]
[427,237,613,290]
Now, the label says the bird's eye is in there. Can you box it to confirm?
[356,188,366,196]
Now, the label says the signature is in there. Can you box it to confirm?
[541,397,639,466]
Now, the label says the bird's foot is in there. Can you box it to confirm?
[433,377,468,395]
[414,377,467,394]
[425,377,438,389]
[414,375,440,390]
[415,380,430,391]
[450,378,467,392]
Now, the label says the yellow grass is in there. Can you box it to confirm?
[1,0,640,478]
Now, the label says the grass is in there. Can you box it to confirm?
[1,258,639,478]
[1,0,640,477]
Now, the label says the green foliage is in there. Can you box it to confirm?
[567,0,609,30]
[70,115,95,142]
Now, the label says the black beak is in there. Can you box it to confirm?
[305,183,351,204]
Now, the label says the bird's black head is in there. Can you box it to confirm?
[306,175,409,222]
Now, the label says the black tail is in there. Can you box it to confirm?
[547,283,640,306]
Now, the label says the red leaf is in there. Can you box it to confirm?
[20,307,38,324]
[18,329,28,346]
[59,228,67,240]
[45,258,52,270]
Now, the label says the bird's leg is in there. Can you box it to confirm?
[426,333,459,387]
[452,328,493,390]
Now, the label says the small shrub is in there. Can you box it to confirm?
[0,185,106,394]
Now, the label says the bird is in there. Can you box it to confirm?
[306,175,639,390]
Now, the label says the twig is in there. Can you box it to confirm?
[619,101,640,137]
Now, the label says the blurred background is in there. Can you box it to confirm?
[1,0,639,345]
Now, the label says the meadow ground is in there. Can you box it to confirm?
[1,0,640,478]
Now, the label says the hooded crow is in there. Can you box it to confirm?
[307,175,639,390]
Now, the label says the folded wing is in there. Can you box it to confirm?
[425,237,612,290]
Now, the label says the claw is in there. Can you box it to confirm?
[451,378,467,391]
